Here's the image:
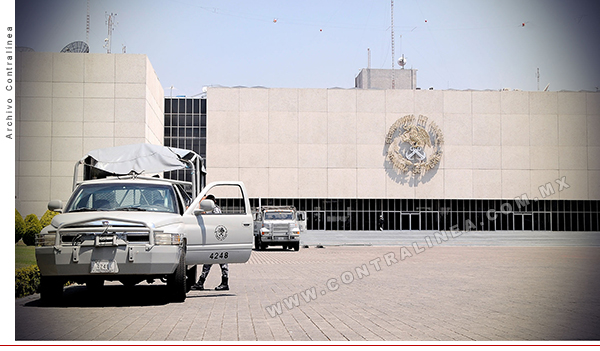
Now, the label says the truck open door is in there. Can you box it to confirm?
[184,182,253,265]
[297,211,307,233]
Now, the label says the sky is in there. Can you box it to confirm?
[10,0,600,96]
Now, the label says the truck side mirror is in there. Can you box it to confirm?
[200,199,216,212]
[48,200,63,213]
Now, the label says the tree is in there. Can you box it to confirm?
[23,214,42,246]
[15,210,25,243]
[40,210,59,228]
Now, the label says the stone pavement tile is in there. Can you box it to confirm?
[298,305,348,341]
[251,320,275,341]
[15,246,600,342]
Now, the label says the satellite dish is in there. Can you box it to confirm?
[398,55,406,68]
[60,41,89,53]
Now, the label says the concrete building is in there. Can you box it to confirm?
[205,87,600,231]
[355,68,417,90]
[15,52,164,216]
[14,51,600,232]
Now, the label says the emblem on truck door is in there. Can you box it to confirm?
[215,225,228,241]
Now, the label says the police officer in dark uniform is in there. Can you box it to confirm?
[191,194,229,291]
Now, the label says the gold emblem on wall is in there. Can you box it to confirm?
[385,114,444,176]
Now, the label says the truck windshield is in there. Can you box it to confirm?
[65,183,178,214]
[264,211,293,220]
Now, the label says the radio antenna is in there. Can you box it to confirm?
[391,0,395,89]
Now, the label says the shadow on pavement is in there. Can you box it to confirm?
[23,284,175,308]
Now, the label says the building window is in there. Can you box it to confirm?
[249,198,599,232]
[164,97,207,183]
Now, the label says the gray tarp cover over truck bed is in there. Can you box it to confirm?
[74,143,206,193]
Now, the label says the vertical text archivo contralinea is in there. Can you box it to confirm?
[6,27,14,139]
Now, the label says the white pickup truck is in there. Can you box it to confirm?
[35,144,253,303]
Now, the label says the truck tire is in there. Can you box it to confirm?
[186,265,197,292]
[293,242,300,251]
[167,250,187,302]
[39,276,63,305]
[254,236,261,250]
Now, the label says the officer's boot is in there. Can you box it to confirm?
[215,277,229,291]
[191,277,205,291]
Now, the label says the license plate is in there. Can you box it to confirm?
[275,236,287,240]
[90,260,118,273]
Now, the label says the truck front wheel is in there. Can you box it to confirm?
[167,250,187,302]
[186,265,197,292]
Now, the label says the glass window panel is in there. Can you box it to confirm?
[193,99,200,113]
[171,99,179,113]
[179,99,186,113]
[193,115,200,126]
[201,99,207,113]
[186,99,192,114]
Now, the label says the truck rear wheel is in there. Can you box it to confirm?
[254,236,261,250]
[167,250,187,302]
[39,276,63,305]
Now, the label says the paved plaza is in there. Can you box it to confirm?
[15,231,600,342]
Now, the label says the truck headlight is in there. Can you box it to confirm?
[36,231,57,246]
[154,232,182,245]
[289,223,300,235]
[260,227,270,235]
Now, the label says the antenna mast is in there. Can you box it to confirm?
[391,0,396,89]
[104,12,117,54]
[536,68,540,91]
[86,0,90,45]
